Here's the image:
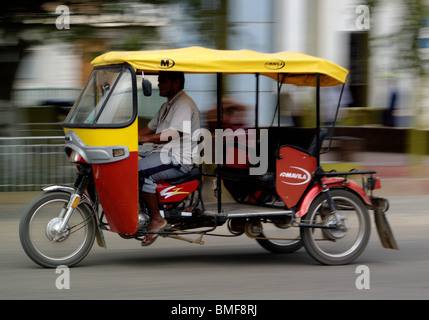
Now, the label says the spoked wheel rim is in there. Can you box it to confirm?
[28,199,91,261]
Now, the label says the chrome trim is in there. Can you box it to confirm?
[226,211,294,218]
[42,185,94,207]
[64,131,129,164]
[43,185,75,193]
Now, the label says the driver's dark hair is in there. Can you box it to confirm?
[163,71,185,90]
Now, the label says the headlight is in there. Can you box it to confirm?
[69,150,81,163]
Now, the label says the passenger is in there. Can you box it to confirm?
[205,97,251,131]
[138,71,200,243]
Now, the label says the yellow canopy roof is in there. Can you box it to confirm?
[91,46,348,87]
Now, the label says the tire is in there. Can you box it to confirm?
[19,192,96,268]
[300,189,370,265]
[256,218,303,253]
[257,237,302,253]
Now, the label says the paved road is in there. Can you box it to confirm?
[1,195,428,303]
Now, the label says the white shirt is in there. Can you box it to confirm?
[147,90,200,169]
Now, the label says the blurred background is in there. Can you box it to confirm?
[1,0,429,194]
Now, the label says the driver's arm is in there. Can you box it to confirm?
[138,126,180,144]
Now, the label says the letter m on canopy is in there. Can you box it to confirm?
[160,59,175,69]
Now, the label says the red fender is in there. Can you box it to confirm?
[295,177,372,218]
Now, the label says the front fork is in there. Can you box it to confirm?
[57,166,91,233]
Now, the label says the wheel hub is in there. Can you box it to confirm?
[244,220,263,237]
[322,214,348,240]
[46,218,70,242]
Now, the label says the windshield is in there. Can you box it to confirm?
[64,65,136,127]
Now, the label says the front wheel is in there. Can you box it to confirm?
[300,189,371,265]
[19,192,96,268]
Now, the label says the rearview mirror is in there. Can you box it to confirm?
[142,78,152,97]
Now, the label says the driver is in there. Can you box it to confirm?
[138,71,200,243]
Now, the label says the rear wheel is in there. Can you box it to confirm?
[19,192,96,268]
[300,189,370,265]
[256,217,302,253]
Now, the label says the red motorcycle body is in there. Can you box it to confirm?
[156,180,199,204]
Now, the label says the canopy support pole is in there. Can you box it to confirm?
[324,81,346,154]
[216,73,223,214]
[255,73,259,129]
[316,73,321,167]
[277,74,281,129]
[276,74,281,152]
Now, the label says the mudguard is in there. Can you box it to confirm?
[372,196,399,250]
[295,177,372,218]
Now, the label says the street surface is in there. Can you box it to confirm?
[1,195,428,301]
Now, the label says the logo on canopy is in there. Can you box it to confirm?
[159,59,175,69]
[264,59,285,70]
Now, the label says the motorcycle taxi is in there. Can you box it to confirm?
[19,47,398,267]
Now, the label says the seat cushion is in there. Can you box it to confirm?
[165,166,201,184]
